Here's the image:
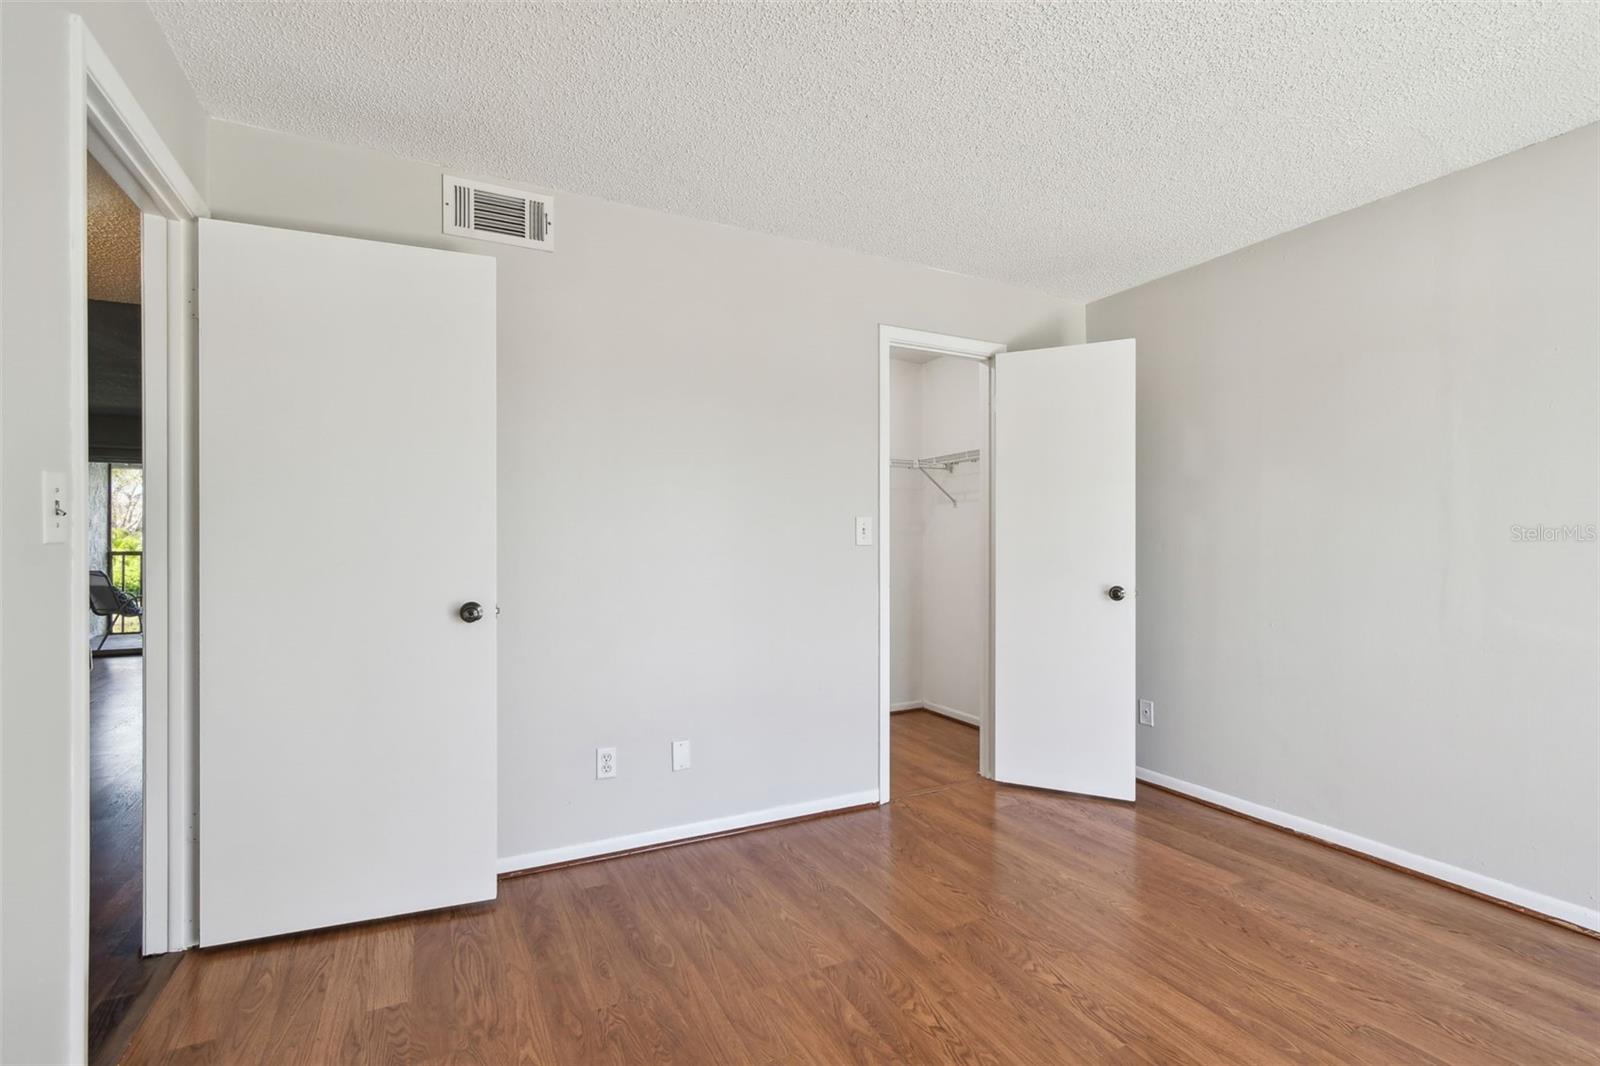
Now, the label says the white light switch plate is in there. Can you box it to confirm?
[672,739,691,772]
[855,516,873,546]
[41,471,68,544]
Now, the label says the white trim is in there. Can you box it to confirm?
[140,215,170,955]
[1137,768,1600,933]
[164,220,199,951]
[66,21,208,1060]
[890,701,980,727]
[82,33,207,220]
[496,790,878,875]
[878,326,1004,804]
[0,6,5,1046]
[65,25,92,1061]
[885,327,1002,362]
[878,334,891,804]
[921,701,981,727]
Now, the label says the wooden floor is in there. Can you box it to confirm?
[890,708,978,798]
[127,712,1598,1064]
[90,656,179,1066]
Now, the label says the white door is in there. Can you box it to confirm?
[992,340,1136,799]
[198,219,497,946]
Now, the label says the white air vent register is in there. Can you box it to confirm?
[443,175,553,250]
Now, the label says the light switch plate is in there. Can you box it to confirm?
[855,516,873,546]
[41,471,68,544]
[672,739,691,772]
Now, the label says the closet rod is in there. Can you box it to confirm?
[889,448,980,472]
[890,450,979,507]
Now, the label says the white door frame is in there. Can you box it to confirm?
[68,18,207,1054]
[877,325,1005,803]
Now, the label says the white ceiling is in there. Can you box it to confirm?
[151,1,1598,301]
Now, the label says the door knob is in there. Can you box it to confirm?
[1107,585,1127,601]
[459,601,485,623]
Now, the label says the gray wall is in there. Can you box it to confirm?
[205,119,1083,868]
[1,3,207,1060]
[1089,124,1599,917]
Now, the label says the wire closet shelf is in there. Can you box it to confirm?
[889,449,980,506]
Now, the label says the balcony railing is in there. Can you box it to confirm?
[109,549,143,635]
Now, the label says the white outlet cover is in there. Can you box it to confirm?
[855,515,873,546]
[1138,699,1155,726]
[672,739,691,772]
[596,746,617,779]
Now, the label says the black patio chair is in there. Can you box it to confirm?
[89,568,141,651]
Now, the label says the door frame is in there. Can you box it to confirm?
[877,325,1005,803]
[68,17,208,1054]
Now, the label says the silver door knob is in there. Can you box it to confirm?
[1107,585,1127,601]
[459,601,485,623]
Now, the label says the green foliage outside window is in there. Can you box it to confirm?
[109,467,143,629]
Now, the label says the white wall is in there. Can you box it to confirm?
[0,3,207,1060]
[205,120,1084,869]
[915,357,988,720]
[888,355,989,723]
[1089,124,1599,922]
[889,360,924,707]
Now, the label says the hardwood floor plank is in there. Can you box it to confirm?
[819,952,1004,1066]
[126,712,1599,1064]
[1139,786,1591,971]
[890,710,978,798]
[755,969,903,1065]
[481,880,560,1064]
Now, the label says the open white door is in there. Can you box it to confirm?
[198,219,497,946]
[993,340,1136,800]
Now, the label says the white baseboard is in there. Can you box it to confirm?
[1137,768,1599,933]
[922,701,980,727]
[497,789,879,875]
[891,700,980,727]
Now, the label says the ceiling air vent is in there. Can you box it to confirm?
[442,175,554,251]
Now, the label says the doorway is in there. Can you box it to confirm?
[84,151,173,1066]
[887,347,990,797]
[53,22,210,1064]
[878,326,1139,806]
[879,327,1004,801]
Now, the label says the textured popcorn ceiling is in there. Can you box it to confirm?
[151,1,1599,300]
[88,154,141,304]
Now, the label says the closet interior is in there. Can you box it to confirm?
[888,348,989,794]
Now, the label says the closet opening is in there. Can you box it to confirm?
[882,332,998,800]
[879,326,1135,804]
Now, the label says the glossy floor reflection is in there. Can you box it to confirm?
[90,655,178,1066]
[127,711,1597,1064]
[890,708,978,798]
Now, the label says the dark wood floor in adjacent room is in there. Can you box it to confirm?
[90,654,180,1066]
[127,711,1598,1064]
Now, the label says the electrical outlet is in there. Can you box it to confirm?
[672,739,691,772]
[855,515,873,546]
[596,747,617,779]
[1138,699,1155,727]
